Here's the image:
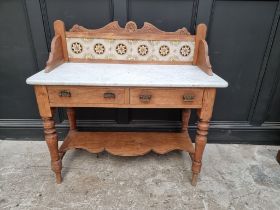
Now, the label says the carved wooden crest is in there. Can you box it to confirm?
[70,21,190,35]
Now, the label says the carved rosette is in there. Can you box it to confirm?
[125,21,137,32]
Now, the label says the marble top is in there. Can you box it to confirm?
[26,63,228,88]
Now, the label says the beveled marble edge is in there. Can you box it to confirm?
[26,63,228,88]
[26,79,228,88]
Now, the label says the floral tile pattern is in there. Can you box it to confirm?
[66,38,195,62]
[71,42,83,54]
[94,43,105,55]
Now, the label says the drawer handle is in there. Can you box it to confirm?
[139,94,152,103]
[104,92,116,99]
[59,90,71,97]
[183,95,195,101]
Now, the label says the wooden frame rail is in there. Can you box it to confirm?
[46,20,212,76]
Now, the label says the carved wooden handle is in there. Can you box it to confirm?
[59,90,71,97]
[183,95,195,101]
[139,94,152,103]
[104,92,116,99]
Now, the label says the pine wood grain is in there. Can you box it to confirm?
[34,85,52,117]
[54,20,68,61]
[193,24,207,65]
[69,58,193,65]
[130,88,203,106]
[191,88,216,186]
[66,20,192,41]
[43,117,62,184]
[45,35,64,72]
[59,131,195,156]
[196,40,213,76]
[48,86,125,105]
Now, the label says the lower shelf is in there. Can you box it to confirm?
[59,131,194,156]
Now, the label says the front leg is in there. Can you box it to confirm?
[34,86,62,183]
[191,119,209,186]
[191,88,216,186]
[43,117,62,184]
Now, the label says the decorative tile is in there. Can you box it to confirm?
[91,39,109,60]
[71,42,83,54]
[138,45,148,56]
[115,43,127,55]
[180,45,191,57]
[159,45,170,57]
[66,37,195,62]
[155,41,172,61]
[94,43,105,55]
[130,40,152,61]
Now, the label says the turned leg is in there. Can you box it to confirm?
[191,119,209,186]
[34,86,62,183]
[191,88,216,186]
[43,117,62,184]
[66,108,76,131]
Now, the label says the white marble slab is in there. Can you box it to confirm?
[26,63,228,88]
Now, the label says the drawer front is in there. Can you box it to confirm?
[130,88,203,106]
[48,86,125,105]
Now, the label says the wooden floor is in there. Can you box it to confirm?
[59,131,195,156]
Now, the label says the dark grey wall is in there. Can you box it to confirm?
[0,0,280,144]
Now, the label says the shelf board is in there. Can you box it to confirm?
[59,131,194,156]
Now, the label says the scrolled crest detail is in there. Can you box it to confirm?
[69,21,190,35]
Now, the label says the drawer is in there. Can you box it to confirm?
[48,86,125,105]
[130,88,203,107]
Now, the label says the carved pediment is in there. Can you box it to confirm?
[70,21,123,33]
[69,21,190,35]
